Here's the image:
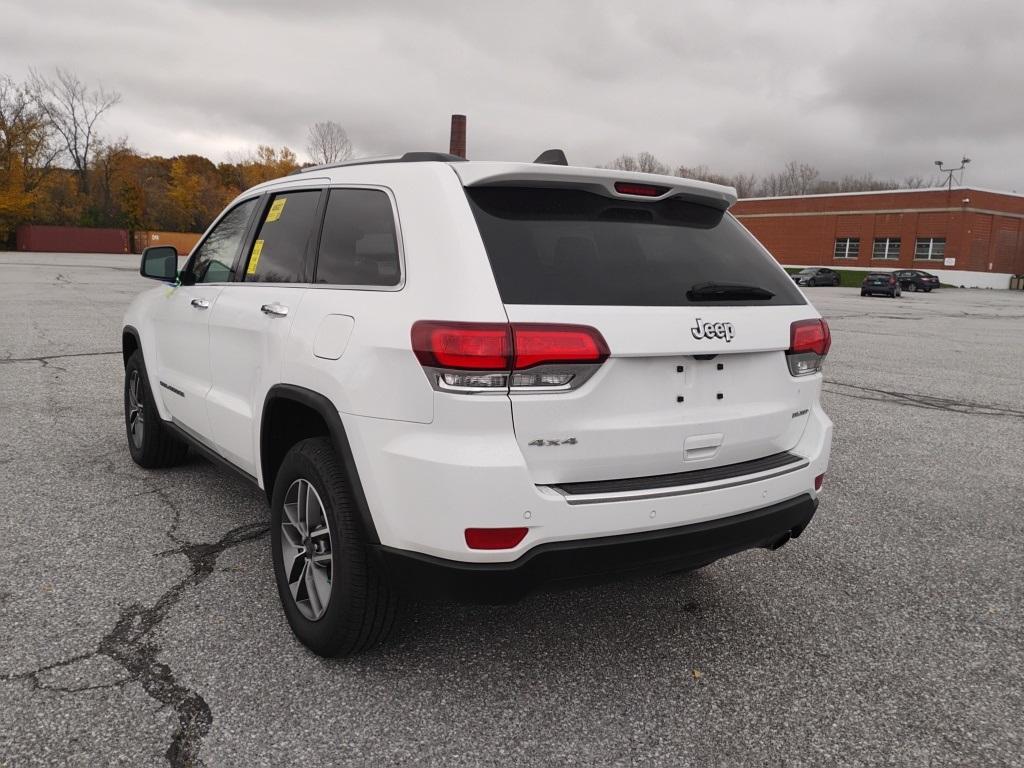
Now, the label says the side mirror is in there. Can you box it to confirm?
[140,245,179,282]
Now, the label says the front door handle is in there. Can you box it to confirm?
[190,298,210,310]
[261,303,289,318]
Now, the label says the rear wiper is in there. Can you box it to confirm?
[686,282,775,301]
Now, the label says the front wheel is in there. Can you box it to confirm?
[124,351,188,468]
[908,283,917,292]
[271,437,397,656]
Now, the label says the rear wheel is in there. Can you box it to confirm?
[908,282,917,292]
[271,437,396,656]
[124,351,189,468]
[924,287,932,292]
[860,290,868,296]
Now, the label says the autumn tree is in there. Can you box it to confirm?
[306,121,352,165]
[88,138,139,227]
[29,67,121,196]
[0,74,60,242]
[226,144,299,189]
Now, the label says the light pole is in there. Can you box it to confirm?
[934,157,971,191]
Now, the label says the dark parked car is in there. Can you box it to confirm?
[861,271,901,298]
[893,269,939,292]
[792,267,840,287]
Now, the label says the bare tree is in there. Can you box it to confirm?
[730,173,759,199]
[29,68,120,195]
[306,121,353,165]
[607,152,671,175]
[636,151,670,175]
[607,154,639,172]
[0,74,61,192]
[607,152,928,197]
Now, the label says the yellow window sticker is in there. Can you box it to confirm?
[247,239,264,275]
[266,198,287,222]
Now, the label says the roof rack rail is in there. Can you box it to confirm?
[291,152,466,174]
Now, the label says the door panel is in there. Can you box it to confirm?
[206,287,306,474]
[151,285,223,434]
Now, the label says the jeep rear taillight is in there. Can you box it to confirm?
[787,319,831,376]
[411,321,609,393]
[411,322,511,370]
[511,324,609,369]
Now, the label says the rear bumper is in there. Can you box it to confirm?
[374,493,817,603]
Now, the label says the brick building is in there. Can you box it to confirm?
[732,187,1024,288]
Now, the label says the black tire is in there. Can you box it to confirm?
[271,437,397,657]
[124,350,189,468]
[833,277,840,287]
[924,287,932,292]
[860,290,868,296]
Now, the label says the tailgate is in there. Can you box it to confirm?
[463,181,821,486]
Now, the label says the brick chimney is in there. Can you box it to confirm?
[449,114,467,159]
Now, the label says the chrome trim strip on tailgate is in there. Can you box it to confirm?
[546,452,808,505]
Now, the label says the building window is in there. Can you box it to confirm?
[834,237,859,259]
[915,237,946,261]
[872,237,901,260]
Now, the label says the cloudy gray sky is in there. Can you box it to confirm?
[2,0,1021,190]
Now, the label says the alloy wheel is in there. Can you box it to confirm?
[127,370,145,448]
[280,478,334,621]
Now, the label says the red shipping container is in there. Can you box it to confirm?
[16,224,130,254]
[132,230,203,256]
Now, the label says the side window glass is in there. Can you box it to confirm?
[190,198,259,283]
[243,190,322,283]
[316,189,401,286]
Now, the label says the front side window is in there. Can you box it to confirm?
[189,198,259,283]
[315,189,401,286]
[834,238,859,259]
[915,237,946,261]
[872,237,900,260]
[243,190,322,283]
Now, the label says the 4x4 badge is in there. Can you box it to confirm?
[691,318,735,342]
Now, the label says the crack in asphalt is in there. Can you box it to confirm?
[1,521,270,768]
[0,350,121,365]
[824,380,1024,419]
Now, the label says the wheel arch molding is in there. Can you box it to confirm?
[260,384,380,544]
[122,325,142,368]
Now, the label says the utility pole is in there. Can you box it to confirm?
[934,157,971,191]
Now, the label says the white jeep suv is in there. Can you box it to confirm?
[122,152,833,656]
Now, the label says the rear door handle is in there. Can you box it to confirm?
[190,298,210,310]
[261,303,289,318]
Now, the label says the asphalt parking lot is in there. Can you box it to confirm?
[1,252,1022,767]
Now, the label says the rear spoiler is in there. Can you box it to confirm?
[452,162,737,211]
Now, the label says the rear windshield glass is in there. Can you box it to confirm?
[466,186,805,307]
